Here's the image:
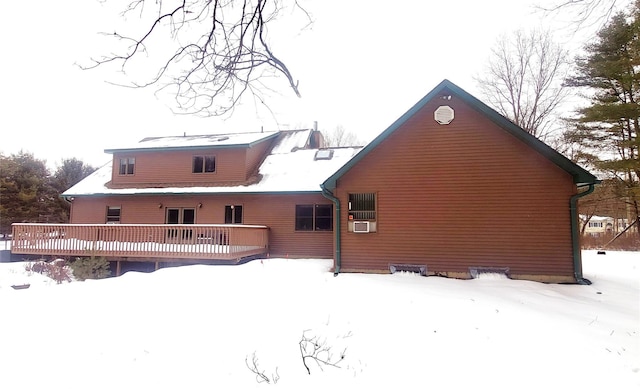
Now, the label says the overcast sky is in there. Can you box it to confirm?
[0,0,609,170]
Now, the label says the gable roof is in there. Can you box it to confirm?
[104,131,280,154]
[64,130,361,196]
[322,79,598,190]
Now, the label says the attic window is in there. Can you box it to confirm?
[434,105,455,125]
[314,149,334,160]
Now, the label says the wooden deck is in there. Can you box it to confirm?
[10,223,269,262]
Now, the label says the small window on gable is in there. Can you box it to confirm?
[119,158,135,175]
[106,206,121,223]
[348,193,376,221]
[193,156,216,173]
[314,149,334,160]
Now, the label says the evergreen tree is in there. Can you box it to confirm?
[52,158,96,193]
[565,1,640,234]
[1,154,97,235]
[51,158,96,221]
[0,152,58,234]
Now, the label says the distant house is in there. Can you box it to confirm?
[11,80,599,283]
[580,215,628,236]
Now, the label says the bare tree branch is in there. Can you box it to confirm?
[535,0,624,31]
[299,330,346,375]
[245,352,279,384]
[79,0,310,117]
[322,125,363,147]
[474,29,570,140]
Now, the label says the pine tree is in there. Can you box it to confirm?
[51,158,96,222]
[565,1,640,234]
[1,152,61,234]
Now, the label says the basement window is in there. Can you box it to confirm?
[193,156,216,173]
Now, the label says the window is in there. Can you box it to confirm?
[588,221,603,228]
[295,204,333,231]
[348,193,376,220]
[119,158,135,175]
[314,149,334,160]
[166,208,195,239]
[106,206,121,223]
[225,205,243,224]
[166,208,195,224]
[193,156,216,173]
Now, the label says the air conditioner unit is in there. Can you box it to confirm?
[353,221,370,233]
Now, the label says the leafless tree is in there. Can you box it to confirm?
[536,0,626,30]
[322,125,363,147]
[474,29,570,140]
[82,0,310,117]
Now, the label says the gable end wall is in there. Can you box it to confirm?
[335,95,577,279]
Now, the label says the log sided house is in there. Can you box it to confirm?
[11,80,599,283]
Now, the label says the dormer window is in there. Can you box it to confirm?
[119,158,135,175]
[193,156,216,173]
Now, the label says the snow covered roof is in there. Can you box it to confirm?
[64,130,361,196]
[104,131,280,153]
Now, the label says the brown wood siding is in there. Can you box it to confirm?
[335,96,577,278]
[70,193,333,258]
[110,148,252,186]
[245,138,274,177]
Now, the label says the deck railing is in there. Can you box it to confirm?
[11,223,269,261]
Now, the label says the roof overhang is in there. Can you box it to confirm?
[104,132,280,154]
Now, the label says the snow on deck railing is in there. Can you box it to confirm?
[10,223,269,260]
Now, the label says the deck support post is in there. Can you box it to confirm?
[155,261,159,271]
[116,260,121,277]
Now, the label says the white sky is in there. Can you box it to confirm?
[0,0,608,170]
[0,249,638,388]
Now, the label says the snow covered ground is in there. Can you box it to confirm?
[0,250,637,389]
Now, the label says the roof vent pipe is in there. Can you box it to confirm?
[313,121,318,131]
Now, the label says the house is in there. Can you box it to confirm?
[11,80,598,283]
[581,215,614,236]
[57,128,361,261]
[580,215,628,236]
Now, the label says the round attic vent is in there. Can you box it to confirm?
[434,105,455,125]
